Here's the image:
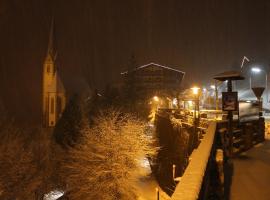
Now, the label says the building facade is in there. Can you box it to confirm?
[122,62,185,98]
[42,21,66,127]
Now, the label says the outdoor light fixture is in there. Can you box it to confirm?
[210,85,216,89]
[250,66,268,102]
[153,96,159,102]
[191,87,200,95]
[251,67,261,73]
[190,86,200,147]
[172,98,178,106]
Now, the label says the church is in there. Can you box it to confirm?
[42,20,66,127]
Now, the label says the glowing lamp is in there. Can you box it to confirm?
[251,67,261,73]
[191,87,200,95]
[210,85,216,89]
[153,96,159,102]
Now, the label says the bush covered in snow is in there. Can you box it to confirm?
[60,110,156,200]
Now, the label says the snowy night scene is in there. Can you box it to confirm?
[1,1,270,200]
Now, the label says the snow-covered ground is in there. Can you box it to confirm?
[135,158,171,200]
[230,137,270,200]
[136,175,171,200]
[44,190,64,200]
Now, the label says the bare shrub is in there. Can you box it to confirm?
[61,110,156,200]
[0,130,39,199]
[0,123,55,199]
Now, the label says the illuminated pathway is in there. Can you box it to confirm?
[230,136,270,200]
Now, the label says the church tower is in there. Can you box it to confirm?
[42,19,66,127]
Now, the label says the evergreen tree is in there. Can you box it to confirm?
[54,94,84,149]
[103,84,121,107]
[124,54,137,104]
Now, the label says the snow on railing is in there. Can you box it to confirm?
[171,122,217,200]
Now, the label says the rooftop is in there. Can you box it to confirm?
[121,62,185,75]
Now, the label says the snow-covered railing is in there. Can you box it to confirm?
[171,122,217,200]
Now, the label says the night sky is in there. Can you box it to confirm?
[1,0,270,122]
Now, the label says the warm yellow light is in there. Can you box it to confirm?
[172,98,178,106]
[191,87,200,95]
[153,96,159,102]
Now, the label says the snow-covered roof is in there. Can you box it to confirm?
[214,70,245,81]
[121,62,185,75]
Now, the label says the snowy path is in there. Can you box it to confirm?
[135,173,171,200]
[230,136,270,200]
[136,175,159,200]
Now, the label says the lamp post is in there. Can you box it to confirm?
[240,56,250,89]
[241,58,268,102]
[251,67,268,102]
[191,87,200,147]
[211,82,220,118]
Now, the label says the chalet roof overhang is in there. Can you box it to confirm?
[213,70,245,81]
[120,62,185,75]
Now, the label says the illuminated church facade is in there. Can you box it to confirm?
[42,21,66,127]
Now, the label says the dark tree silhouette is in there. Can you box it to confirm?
[54,94,84,149]
[123,54,138,104]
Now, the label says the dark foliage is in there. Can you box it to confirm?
[0,117,56,199]
[123,55,138,105]
[103,84,121,107]
[54,94,84,149]
[154,115,191,195]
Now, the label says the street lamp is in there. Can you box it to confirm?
[191,87,200,147]
[240,56,250,90]
[241,56,250,69]
[153,96,159,102]
[191,87,200,117]
[191,87,200,96]
[250,67,268,102]
[251,67,261,73]
[211,82,220,117]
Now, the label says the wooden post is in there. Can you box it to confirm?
[173,164,176,180]
[156,188,160,200]
[215,80,219,119]
[227,79,233,157]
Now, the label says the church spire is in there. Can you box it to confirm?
[47,16,55,59]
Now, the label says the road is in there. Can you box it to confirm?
[230,134,270,200]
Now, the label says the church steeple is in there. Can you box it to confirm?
[48,17,54,56]
[45,17,56,64]
[42,16,66,128]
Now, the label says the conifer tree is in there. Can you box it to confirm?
[124,54,137,104]
[54,94,84,148]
